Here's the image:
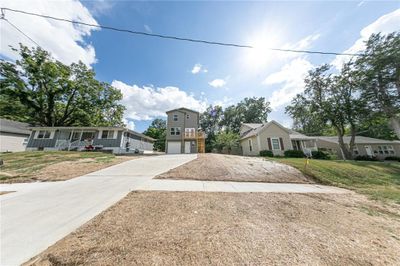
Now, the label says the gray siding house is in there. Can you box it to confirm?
[0,119,31,152]
[26,126,155,154]
[165,107,205,154]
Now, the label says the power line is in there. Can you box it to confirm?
[1,17,42,48]
[1,7,363,56]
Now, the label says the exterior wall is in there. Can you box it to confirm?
[166,109,199,154]
[27,130,58,148]
[316,139,344,159]
[240,136,259,156]
[0,132,29,152]
[93,130,123,147]
[257,123,292,156]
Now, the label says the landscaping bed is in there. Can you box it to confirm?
[0,151,133,183]
[25,191,400,265]
[156,153,312,183]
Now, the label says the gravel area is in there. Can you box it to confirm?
[156,153,311,183]
[25,191,400,265]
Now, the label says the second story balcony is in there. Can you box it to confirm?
[184,129,206,139]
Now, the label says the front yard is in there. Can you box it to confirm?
[270,158,400,204]
[0,151,132,183]
[26,191,400,265]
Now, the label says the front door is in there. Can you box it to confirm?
[365,145,372,156]
[184,141,191,154]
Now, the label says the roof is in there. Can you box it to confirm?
[0,118,31,135]
[242,123,262,129]
[240,120,291,140]
[166,107,199,114]
[316,136,398,145]
[29,126,156,142]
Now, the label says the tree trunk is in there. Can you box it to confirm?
[389,116,400,139]
[335,126,352,160]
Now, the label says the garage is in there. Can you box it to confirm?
[167,141,181,154]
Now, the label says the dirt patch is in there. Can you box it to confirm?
[156,153,311,183]
[0,191,15,195]
[25,191,400,265]
[2,157,133,183]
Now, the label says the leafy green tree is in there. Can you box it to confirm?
[355,32,400,138]
[200,105,224,152]
[143,118,166,151]
[223,97,271,133]
[0,45,125,126]
[212,131,240,154]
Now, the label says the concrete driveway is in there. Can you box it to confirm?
[0,154,197,266]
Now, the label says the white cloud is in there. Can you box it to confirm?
[0,0,99,65]
[263,58,313,110]
[144,24,152,33]
[209,78,227,88]
[112,80,207,121]
[124,119,136,130]
[191,63,208,74]
[332,9,400,69]
[213,96,233,108]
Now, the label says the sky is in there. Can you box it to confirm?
[1,0,399,132]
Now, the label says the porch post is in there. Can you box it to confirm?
[68,130,73,151]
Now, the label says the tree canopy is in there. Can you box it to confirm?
[143,118,166,151]
[0,45,125,127]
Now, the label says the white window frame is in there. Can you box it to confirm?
[173,114,178,121]
[271,137,281,150]
[185,128,195,138]
[249,139,253,152]
[170,127,181,136]
[378,145,395,155]
[101,130,115,139]
[35,130,52,139]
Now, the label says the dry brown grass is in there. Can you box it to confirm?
[26,191,400,266]
[156,153,312,183]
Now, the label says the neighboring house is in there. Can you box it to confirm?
[240,120,318,156]
[26,126,155,154]
[165,107,205,154]
[0,119,31,152]
[316,136,400,160]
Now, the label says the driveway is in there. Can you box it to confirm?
[0,154,197,266]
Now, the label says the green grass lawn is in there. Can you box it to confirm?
[0,151,116,181]
[270,158,400,204]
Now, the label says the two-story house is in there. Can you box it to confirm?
[165,107,205,154]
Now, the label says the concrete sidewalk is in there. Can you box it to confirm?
[136,179,348,193]
[0,154,197,266]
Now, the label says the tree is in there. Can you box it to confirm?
[289,64,366,159]
[200,105,224,152]
[223,97,271,133]
[355,32,400,138]
[212,131,240,154]
[0,45,125,126]
[143,118,166,151]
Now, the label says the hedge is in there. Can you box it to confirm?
[284,150,304,158]
[260,150,274,157]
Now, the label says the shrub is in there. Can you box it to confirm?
[354,155,379,161]
[311,150,330,160]
[260,150,273,157]
[284,150,304,158]
[384,156,400,162]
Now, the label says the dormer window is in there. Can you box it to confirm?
[173,114,178,121]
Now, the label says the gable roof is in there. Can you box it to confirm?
[166,107,199,114]
[316,136,398,145]
[242,123,262,129]
[240,120,290,140]
[0,118,31,135]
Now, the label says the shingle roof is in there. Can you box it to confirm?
[316,136,397,145]
[240,120,291,140]
[166,107,199,114]
[242,123,262,129]
[0,119,31,135]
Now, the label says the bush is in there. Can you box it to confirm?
[311,150,330,160]
[354,155,379,161]
[284,150,304,158]
[260,150,273,157]
[384,156,400,162]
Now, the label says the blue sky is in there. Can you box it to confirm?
[1,1,399,132]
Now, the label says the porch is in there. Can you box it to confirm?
[291,138,318,154]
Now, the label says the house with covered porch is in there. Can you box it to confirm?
[240,120,318,156]
[25,126,155,154]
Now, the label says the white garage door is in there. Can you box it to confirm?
[167,141,181,154]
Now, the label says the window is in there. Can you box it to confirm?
[173,114,178,121]
[185,128,195,138]
[101,130,114,139]
[271,138,280,150]
[186,114,190,119]
[249,139,253,152]
[378,145,395,155]
[37,130,51,139]
[170,127,181,136]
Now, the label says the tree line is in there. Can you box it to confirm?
[286,32,400,159]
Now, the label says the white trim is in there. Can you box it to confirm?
[271,137,281,150]
[256,135,261,152]
[98,130,103,139]
[113,130,118,139]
